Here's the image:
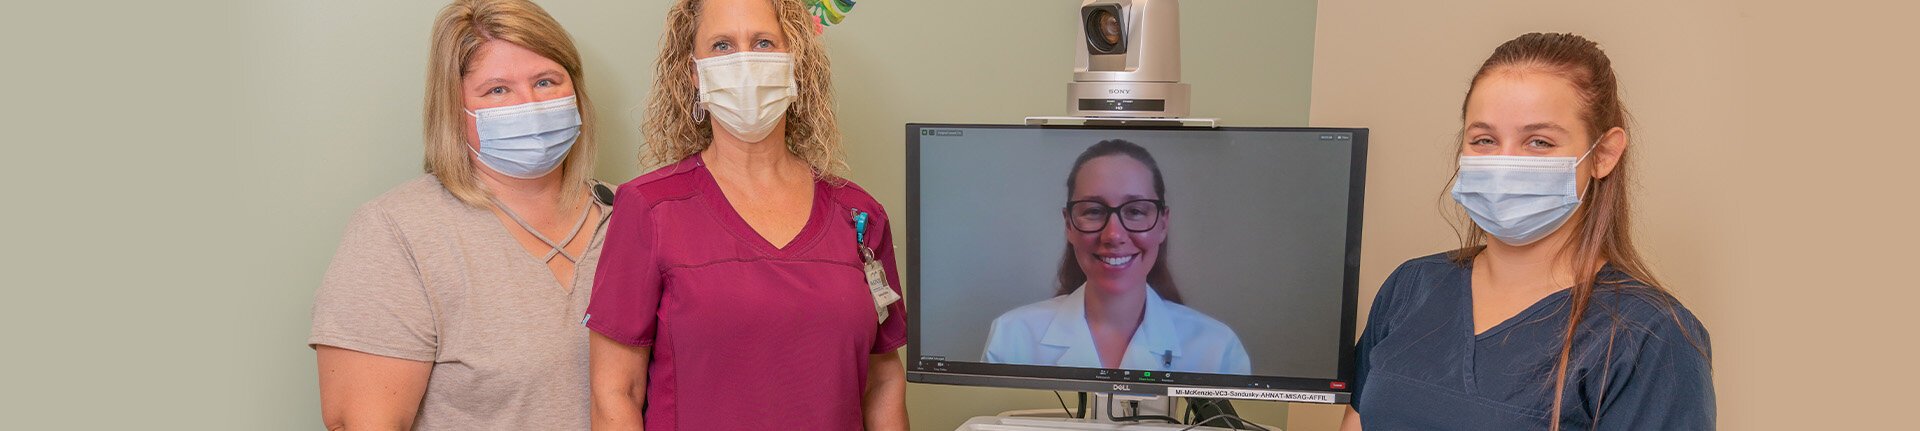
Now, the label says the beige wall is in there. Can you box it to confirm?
[3,0,1318,429]
[1295,1,1920,430]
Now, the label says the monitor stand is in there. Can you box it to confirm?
[955,416,1251,431]
[953,394,1275,431]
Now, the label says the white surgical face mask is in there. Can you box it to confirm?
[467,95,581,179]
[695,52,796,143]
[1450,145,1598,246]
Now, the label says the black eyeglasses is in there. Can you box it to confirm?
[1064,199,1167,233]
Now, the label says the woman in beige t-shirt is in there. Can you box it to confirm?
[307,1,611,429]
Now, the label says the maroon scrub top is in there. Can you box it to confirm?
[585,157,907,430]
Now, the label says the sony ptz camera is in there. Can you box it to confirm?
[1069,0,1188,118]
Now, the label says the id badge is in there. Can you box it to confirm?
[862,246,901,323]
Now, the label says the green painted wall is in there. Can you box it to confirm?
[3,0,1314,428]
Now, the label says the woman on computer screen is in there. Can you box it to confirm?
[983,139,1251,375]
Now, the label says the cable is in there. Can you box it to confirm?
[1113,413,1182,423]
[1107,392,1116,420]
[1076,392,1087,419]
[1052,391,1075,418]
[1181,397,1193,424]
[1179,414,1271,431]
[1182,397,1212,425]
[1107,396,1181,424]
[1111,414,1184,424]
[1181,398,1270,431]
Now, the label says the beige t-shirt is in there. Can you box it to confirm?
[309,175,609,430]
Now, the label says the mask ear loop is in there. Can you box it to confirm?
[691,93,707,124]
[1573,139,1604,201]
[1573,141,1601,165]
[690,59,708,124]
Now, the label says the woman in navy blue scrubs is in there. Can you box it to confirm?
[1341,33,1714,430]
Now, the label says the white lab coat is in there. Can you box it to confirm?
[982,284,1253,375]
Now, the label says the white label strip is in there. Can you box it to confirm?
[1167,387,1337,404]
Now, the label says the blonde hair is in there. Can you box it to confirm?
[641,0,847,180]
[423,0,597,206]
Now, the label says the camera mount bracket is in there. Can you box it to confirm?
[1023,116,1218,128]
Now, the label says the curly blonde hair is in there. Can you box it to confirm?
[642,0,846,180]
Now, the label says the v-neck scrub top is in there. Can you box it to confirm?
[585,158,907,431]
[1352,253,1714,430]
[308,175,612,430]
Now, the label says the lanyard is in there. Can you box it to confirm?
[851,207,899,324]
[852,208,873,262]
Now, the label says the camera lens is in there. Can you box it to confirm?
[1083,5,1125,54]
[1095,11,1121,46]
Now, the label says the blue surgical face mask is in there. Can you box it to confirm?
[1450,145,1598,246]
[467,95,581,179]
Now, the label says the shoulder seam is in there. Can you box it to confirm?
[824,181,884,216]
[627,159,702,188]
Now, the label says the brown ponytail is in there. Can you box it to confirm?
[1450,32,1707,430]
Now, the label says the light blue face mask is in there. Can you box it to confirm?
[467,95,581,179]
[1450,145,1597,246]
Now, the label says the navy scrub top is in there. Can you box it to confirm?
[1352,253,1714,430]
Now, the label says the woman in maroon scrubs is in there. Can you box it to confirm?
[584,0,907,430]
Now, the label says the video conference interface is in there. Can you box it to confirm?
[909,125,1362,389]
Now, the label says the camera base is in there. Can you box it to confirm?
[1024,116,1217,128]
[1067,81,1190,118]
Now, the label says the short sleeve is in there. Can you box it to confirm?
[1593,306,1715,430]
[584,187,663,346]
[308,204,437,362]
[1350,260,1413,412]
[868,207,908,354]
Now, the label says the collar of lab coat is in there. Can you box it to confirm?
[1039,283,1183,367]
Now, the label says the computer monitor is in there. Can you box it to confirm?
[905,124,1365,405]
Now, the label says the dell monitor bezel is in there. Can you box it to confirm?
[903,123,1367,403]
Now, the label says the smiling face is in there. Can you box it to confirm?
[1460,66,1635,249]
[1065,154,1169,298]
[1461,68,1598,189]
[460,39,576,154]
